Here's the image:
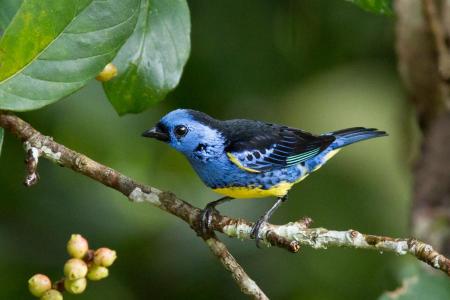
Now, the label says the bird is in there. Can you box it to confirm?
[142,109,387,247]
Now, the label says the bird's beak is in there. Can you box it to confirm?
[142,127,170,142]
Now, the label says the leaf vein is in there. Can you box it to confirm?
[0,1,93,85]
[64,6,138,35]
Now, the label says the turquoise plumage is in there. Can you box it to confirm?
[143,109,387,246]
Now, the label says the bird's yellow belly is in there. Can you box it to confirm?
[212,181,295,198]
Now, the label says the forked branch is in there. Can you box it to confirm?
[0,112,449,300]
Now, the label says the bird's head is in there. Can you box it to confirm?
[142,109,225,159]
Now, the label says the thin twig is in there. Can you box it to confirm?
[24,145,40,186]
[204,234,269,300]
[0,112,449,284]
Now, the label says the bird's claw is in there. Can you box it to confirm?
[200,204,217,236]
[250,218,267,248]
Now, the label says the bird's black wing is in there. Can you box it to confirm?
[222,120,335,173]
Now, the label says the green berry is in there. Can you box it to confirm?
[28,274,51,297]
[63,258,88,280]
[64,278,87,294]
[94,248,117,267]
[40,289,63,300]
[67,234,89,259]
[87,264,109,281]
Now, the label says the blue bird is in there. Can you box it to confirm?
[142,109,387,246]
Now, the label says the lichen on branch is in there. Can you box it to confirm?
[0,112,449,300]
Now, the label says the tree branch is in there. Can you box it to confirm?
[204,235,268,299]
[0,113,449,297]
[0,111,268,300]
[422,0,450,83]
[395,0,450,257]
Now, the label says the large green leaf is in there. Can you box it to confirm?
[379,273,450,300]
[103,0,191,115]
[346,0,393,15]
[0,128,3,157]
[0,0,140,111]
[0,0,23,34]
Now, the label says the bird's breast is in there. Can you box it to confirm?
[212,181,296,198]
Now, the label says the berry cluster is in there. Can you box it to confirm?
[28,234,117,300]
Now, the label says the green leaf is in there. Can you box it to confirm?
[346,0,393,15]
[0,128,3,157]
[0,0,140,111]
[0,0,23,33]
[379,273,450,300]
[103,0,191,115]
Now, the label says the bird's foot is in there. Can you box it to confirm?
[199,196,233,237]
[200,203,218,236]
[250,217,268,248]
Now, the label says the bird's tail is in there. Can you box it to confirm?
[328,127,387,149]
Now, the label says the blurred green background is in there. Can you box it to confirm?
[0,0,428,299]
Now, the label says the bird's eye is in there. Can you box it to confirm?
[174,125,188,138]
